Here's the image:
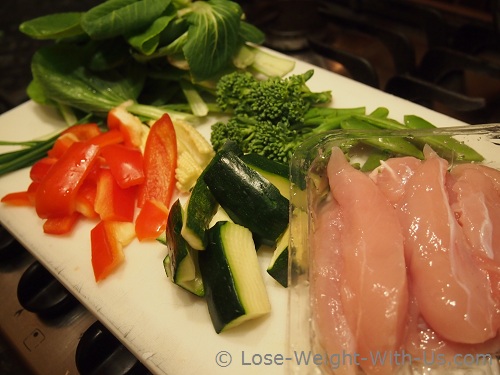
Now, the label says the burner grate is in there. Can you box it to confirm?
[243,0,500,124]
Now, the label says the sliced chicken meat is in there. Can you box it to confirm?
[397,149,497,344]
[326,147,408,375]
[449,163,500,261]
[311,197,356,375]
[369,156,422,206]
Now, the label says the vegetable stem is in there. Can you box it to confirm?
[0,133,61,176]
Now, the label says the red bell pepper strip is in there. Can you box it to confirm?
[35,142,100,219]
[27,182,40,205]
[43,212,80,235]
[134,199,170,241]
[107,106,144,148]
[47,133,79,159]
[1,191,32,206]
[30,157,57,182]
[61,123,101,141]
[75,180,98,219]
[91,220,124,282]
[94,169,136,222]
[137,114,177,208]
[100,144,145,189]
[88,129,124,148]
[90,220,135,282]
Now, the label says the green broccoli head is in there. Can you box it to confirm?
[211,69,333,163]
[215,71,257,112]
[210,116,303,163]
[215,69,331,127]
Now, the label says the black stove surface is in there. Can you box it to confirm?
[241,0,500,125]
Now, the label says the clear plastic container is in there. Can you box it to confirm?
[287,124,500,375]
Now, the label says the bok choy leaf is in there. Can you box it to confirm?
[31,44,146,114]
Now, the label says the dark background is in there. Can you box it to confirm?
[0,2,103,374]
[0,0,103,114]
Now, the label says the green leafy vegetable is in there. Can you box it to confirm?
[183,0,243,82]
[19,12,85,40]
[17,0,294,124]
[31,44,146,114]
[126,12,177,55]
[81,0,170,40]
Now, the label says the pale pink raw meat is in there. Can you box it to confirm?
[449,164,500,260]
[397,149,497,344]
[369,156,422,206]
[404,290,500,366]
[311,197,356,375]
[327,147,408,375]
[452,163,500,192]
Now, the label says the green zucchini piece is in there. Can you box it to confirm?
[209,205,233,227]
[203,148,289,244]
[181,141,242,250]
[267,226,289,287]
[181,174,218,250]
[163,199,204,297]
[241,153,290,199]
[199,221,271,333]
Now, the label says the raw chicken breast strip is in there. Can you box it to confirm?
[449,164,500,261]
[311,197,356,375]
[369,156,422,206]
[405,290,500,364]
[327,147,408,375]
[397,148,496,344]
[448,163,500,330]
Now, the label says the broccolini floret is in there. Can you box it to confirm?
[211,69,369,162]
[211,117,303,163]
[215,69,331,127]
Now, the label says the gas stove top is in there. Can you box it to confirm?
[240,0,500,125]
[0,225,153,375]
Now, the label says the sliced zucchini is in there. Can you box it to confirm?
[156,232,167,245]
[203,147,289,244]
[267,226,289,287]
[181,173,218,250]
[241,153,290,199]
[209,205,232,227]
[163,199,204,297]
[199,221,271,333]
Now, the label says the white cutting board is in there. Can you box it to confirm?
[0,52,469,375]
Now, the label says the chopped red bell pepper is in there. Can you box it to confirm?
[43,212,80,235]
[27,182,40,205]
[90,220,135,282]
[107,106,144,148]
[1,191,32,206]
[30,157,57,182]
[100,144,145,189]
[134,199,170,241]
[94,169,136,222]
[35,142,101,219]
[62,123,101,141]
[88,129,124,148]
[47,133,79,159]
[137,114,177,208]
[75,180,98,219]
